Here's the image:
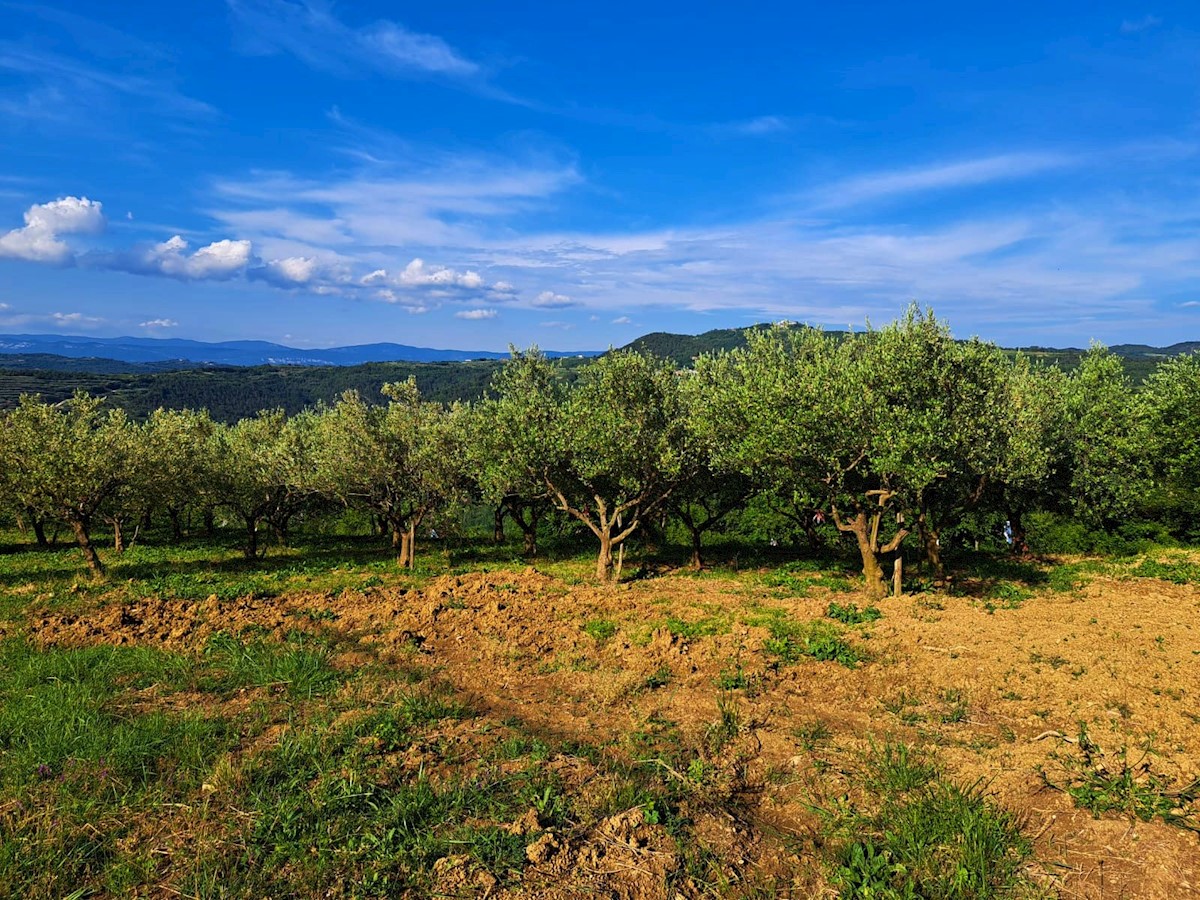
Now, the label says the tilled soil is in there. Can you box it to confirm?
[23,564,1200,898]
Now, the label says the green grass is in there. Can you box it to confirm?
[0,638,240,895]
[823,743,1038,900]
[582,617,618,642]
[826,600,882,625]
[1130,555,1200,585]
[764,618,865,668]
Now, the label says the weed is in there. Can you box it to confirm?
[1131,556,1200,585]
[764,618,864,668]
[1042,725,1200,831]
[642,665,672,690]
[826,601,882,625]
[582,617,618,642]
[822,743,1036,899]
[705,697,742,755]
[793,719,832,752]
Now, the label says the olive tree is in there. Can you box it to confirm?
[0,392,135,575]
[142,407,217,541]
[1140,351,1200,539]
[696,310,989,599]
[309,381,468,568]
[487,349,692,581]
[204,410,311,559]
[468,349,565,558]
[1062,346,1150,528]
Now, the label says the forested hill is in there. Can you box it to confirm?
[0,360,516,423]
[1,326,1196,422]
[621,327,1199,381]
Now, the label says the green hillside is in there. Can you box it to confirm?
[1,326,1195,420]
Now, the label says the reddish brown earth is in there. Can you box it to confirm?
[23,563,1200,898]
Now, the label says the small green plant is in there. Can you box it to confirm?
[714,665,751,691]
[705,696,742,754]
[1042,725,1200,831]
[582,617,618,642]
[641,665,672,690]
[793,719,832,752]
[826,601,882,625]
[764,619,864,668]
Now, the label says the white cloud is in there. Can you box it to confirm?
[256,255,319,286]
[228,0,480,79]
[532,290,577,308]
[139,318,179,328]
[0,196,104,263]
[50,311,103,328]
[812,153,1074,209]
[1180,301,1200,308]
[612,316,632,324]
[455,308,497,320]
[117,235,254,280]
[398,258,484,289]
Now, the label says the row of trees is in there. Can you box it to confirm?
[1,309,1196,597]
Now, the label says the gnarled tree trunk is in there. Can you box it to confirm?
[70,517,104,576]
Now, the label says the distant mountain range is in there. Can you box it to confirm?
[0,328,1196,376]
[0,334,595,368]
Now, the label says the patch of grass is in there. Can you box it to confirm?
[826,600,882,625]
[664,613,730,640]
[641,665,673,690]
[1042,725,1200,831]
[581,617,618,642]
[1131,556,1200,585]
[714,664,751,691]
[202,631,341,697]
[823,743,1037,900]
[765,618,865,668]
[1029,650,1069,671]
[983,581,1032,612]
[793,719,833,752]
[704,697,742,755]
[0,638,238,896]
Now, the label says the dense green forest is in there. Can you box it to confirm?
[2,326,1193,422]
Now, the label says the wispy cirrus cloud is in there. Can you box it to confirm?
[809,152,1076,209]
[0,42,216,124]
[227,0,481,79]
[1121,15,1163,33]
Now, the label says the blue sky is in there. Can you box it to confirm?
[0,1,1197,350]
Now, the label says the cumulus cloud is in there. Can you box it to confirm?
[0,196,104,263]
[353,259,501,300]
[115,235,254,280]
[139,318,179,328]
[612,316,633,324]
[398,258,483,288]
[455,308,497,320]
[532,290,577,308]
[249,255,321,287]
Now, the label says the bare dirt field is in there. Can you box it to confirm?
[20,559,1200,898]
